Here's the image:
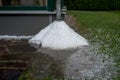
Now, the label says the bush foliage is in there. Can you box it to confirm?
[64,0,120,10]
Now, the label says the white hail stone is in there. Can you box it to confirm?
[29,21,89,50]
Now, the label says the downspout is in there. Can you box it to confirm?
[56,0,62,20]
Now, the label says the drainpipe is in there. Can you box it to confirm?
[56,0,62,20]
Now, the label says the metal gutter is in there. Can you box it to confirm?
[0,11,66,14]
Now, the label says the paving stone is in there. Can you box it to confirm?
[0,40,36,80]
[0,45,9,55]
[7,43,36,54]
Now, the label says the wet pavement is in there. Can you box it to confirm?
[0,35,118,80]
[0,39,64,80]
[0,39,36,80]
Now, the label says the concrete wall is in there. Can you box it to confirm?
[0,11,65,35]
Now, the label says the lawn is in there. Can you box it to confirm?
[68,11,120,79]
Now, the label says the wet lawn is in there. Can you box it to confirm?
[69,11,120,79]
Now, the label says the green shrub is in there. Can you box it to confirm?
[64,0,120,11]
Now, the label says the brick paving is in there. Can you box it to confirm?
[0,39,36,80]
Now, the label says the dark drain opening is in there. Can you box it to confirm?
[0,69,23,80]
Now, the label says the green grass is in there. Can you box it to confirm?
[68,11,120,29]
[68,11,120,55]
[68,11,120,80]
